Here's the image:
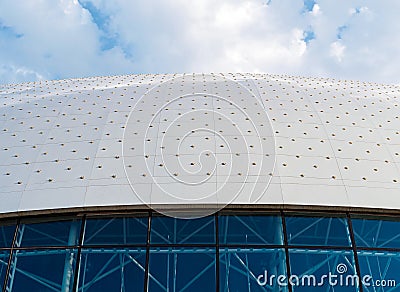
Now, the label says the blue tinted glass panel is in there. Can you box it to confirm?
[18,219,81,247]
[352,218,400,248]
[220,248,287,291]
[0,251,9,288]
[358,251,399,291]
[7,249,77,292]
[84,217,148,245]
[289,249,357,291]
[0,223,15,248]
[151,216,215,244]
[219,214,283,245]
[148,248,216,292]
[78,248,146,291]
[286,216,350,246]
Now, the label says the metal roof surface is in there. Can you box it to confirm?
[1,73,400,215]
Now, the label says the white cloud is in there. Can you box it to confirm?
[311,4,321,16]
[0,64,45,84]
[0,0,399,84]
[0,0,133,82]
[291,28,307,57]
[349,6,370,16]
[330,41,345,62]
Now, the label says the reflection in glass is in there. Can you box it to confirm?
[78,248,146,291]
[289,249,357,291]
[84,217,148,245]
[219,214,283,245]
[220,248,287,291]
[0,250,9,289]
[6,249,77,292]
[286,216,350,246]
[18,219,81,247]
[352,218,400,248]
[148,248,216,292]
[0,223,15,248]
[151,216,215,244]
[358,251,400,292]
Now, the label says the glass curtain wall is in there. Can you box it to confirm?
[0,211,399,292]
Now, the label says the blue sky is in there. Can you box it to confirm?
[0,0,399,84]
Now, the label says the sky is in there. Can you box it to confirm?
[0,0,399,84]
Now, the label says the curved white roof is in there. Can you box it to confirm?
[1,73,400,215]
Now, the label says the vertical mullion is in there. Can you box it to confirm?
[215,213,220,292]
[72,215,86,292]
[143,211,151,292]
[281,210,292,292]
[347,213,364,292]
[2,219,19,292]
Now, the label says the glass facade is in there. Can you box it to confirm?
[0,210,399,291]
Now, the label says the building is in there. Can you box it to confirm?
[0,73,400,291]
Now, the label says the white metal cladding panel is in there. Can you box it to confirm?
[0,73,399,214]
